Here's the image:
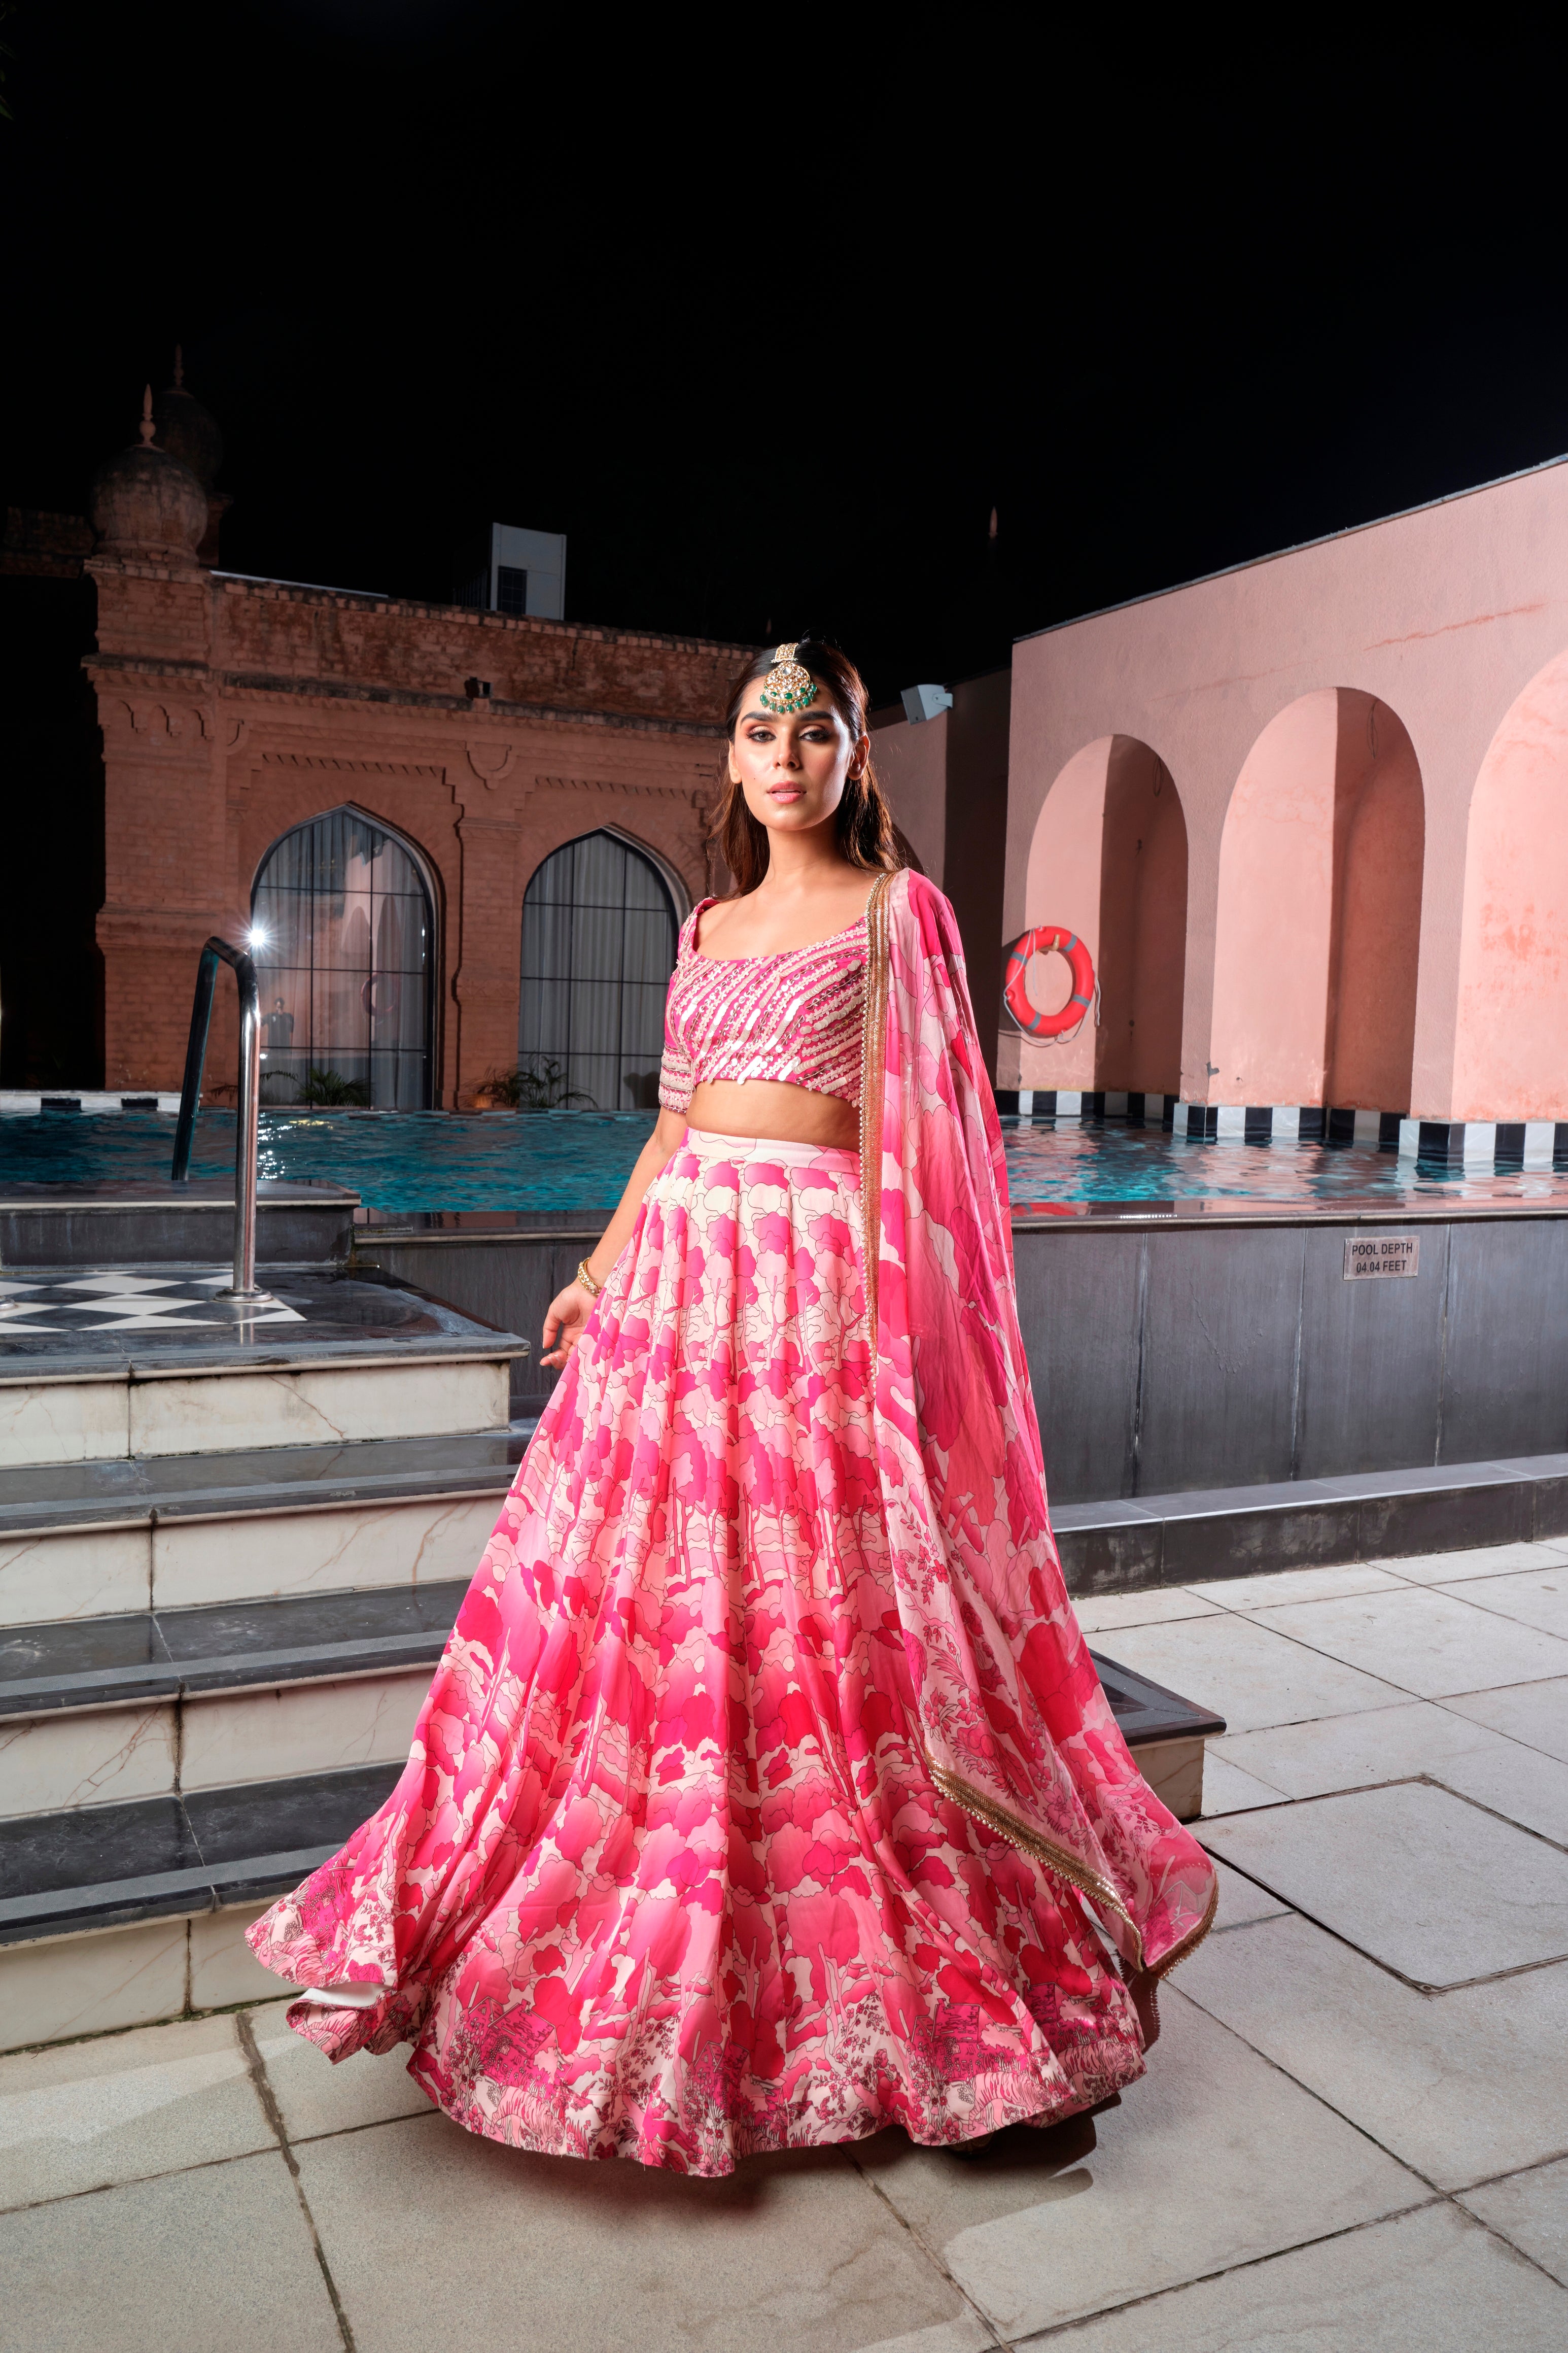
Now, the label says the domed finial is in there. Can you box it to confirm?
[91,381,207,564]
[173,345,184,388]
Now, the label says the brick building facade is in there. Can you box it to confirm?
[2,390,751,1107]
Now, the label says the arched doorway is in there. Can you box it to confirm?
[1452,644,1568,1120]
[250,805,436,1108]
[518,829,681,1110]
[1016,735,1188,1096]
[1210,691,1423,1110]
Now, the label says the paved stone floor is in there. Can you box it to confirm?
[4,1540,1566,2350]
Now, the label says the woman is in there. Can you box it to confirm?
[248,638,1215,2174]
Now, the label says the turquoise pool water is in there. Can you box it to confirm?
[5,1107,1568,1217]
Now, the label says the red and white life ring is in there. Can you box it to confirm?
[1003,926,1096,1039]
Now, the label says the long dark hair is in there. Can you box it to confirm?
[713,637,902,896]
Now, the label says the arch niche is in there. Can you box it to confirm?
[518,827,685,1110]
[1452,644,1568,1121]
[1017,736,1188,1096]
[1209,690,1424,1111]
[250,804,436,1108]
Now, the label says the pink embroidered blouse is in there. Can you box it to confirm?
[658,894,869,1115]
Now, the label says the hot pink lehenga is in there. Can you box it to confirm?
[248,869,1215,2175]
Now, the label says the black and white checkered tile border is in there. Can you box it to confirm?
[1390,1118,1568,1169]
[0,1090,181,1114]
[996,1091,1180,1126]
[995,1092,1568,1169]
[1171,1102,1402,1146]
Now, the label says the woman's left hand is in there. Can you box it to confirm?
[541,1280,597,1370]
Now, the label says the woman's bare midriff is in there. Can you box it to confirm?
[687,1079,858,1152]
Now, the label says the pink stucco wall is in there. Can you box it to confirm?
[1004,736,1187,1094]
[1004,457,1568,1119]
[870,706,949,883]
[1452,644,1568,1119]
[1205,690,1423,1109]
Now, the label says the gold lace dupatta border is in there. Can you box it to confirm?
[854,866,1218,1988]
[857,867,896,1339]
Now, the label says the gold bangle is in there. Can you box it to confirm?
[576,1258,604,1298]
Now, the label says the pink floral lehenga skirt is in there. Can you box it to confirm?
[248,1128,1147,2174]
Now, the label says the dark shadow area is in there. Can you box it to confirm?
[0,571,104,1086]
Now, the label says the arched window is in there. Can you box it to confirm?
[519,829,681,1110]
[251,806,435,1109]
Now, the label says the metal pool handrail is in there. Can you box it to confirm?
[169,936,269,1300]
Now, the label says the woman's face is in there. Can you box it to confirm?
[727,678,869,841]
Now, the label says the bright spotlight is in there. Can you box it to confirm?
[247,926,269,951]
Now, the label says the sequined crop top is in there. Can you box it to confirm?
[658,895,870,1115]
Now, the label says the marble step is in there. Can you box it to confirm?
[0,1607,1222,1903]
[0,1424,537,1626]
[0,1653,1223,2049]
[1052,1449,1568,1590]
[0,1178,358,1269]
[0,1579,472,1818]
[1093,1653,1226,1820]
[0,1262,528,1469]
[0,1760,403,2051]
[0,1759,402,1952]
[0,1654,1219,1948]
[0,1575,1221,1823]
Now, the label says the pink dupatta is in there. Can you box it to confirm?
[860,867,1216,1979]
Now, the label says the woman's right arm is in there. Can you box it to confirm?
[539,1107,687,1370]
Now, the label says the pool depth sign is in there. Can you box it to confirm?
[1343,1235,1419,1281]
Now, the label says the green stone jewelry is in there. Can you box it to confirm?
[757,642,819,716]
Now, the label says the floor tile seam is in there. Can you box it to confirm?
[1203,1767,1439,1826]
[1194,1851,1298,1910]
[1223,1609,1568,1705]
[1409,1769,1568,1860]
[1211,1762,1568,1850]
[1195,1575,1405,1620]
[1178,1955,1568,2198]
[1174,1972,1469,2185]
[1222,1590,1568,1665]
[1197,1839,1568,1996]
[1215,1695,1568,1773]
[1201,1748,1292,1799]
[1180,1879,1441,2000]
[235,2008,358,2352]
[1432,2183,1568,2294]
[1426,1560,1568,1604]
[842,2147,1007,2350]
[0,1983,294,2065]
[1239,1589,1568,1665]
[1375,1541,1568,1585]
[999,2195,1446,2345]
[1233,1586,1515,1630]
[0,2132,289,2219]
[1416,1950,1568,1996]
[1425,1586,1568,1639]
[1161,1983,1443,2192]
[1208,1698,1416,1742]
[1430,1692,1568,1765]
[278,2106,436,2152]
[1209,1912,1297,1938]
[1450,2144,1568,2199]
[1137,1604,1421,1701]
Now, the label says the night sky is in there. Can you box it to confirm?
[3,7,1565,702]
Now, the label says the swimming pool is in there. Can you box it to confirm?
[5,1106,1568,1218]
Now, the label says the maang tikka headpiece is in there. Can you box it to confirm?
[757,642,819,717]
